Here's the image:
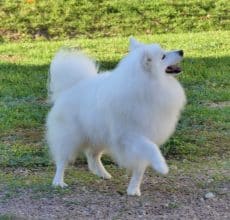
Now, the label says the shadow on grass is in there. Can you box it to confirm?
[1,55,229,74]
[0,55,229,97]
[0,60,119,74]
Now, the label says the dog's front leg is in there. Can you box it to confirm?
[132,136,169,175]
[122,135,169,196]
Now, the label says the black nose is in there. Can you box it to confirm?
[178,50,184,56]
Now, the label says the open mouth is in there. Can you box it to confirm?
[166,64,182,74]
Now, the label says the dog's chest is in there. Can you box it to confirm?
[136,81,185,144]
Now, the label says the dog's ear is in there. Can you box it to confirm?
[142,50,153,72]
[129,37,142,51]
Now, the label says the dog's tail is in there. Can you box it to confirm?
[48,48,98,103]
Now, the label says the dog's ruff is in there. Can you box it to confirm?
[46,38,186,196]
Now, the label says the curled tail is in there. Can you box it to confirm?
[48,48,98,103]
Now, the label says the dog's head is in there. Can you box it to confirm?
[129,37,183,77]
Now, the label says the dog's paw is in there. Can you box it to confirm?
[102,174,112,179]
[127,187,141,196]
[154,162,169,175]
[91,168,112,179]
[52,180,68,188]
[100,172,112,180]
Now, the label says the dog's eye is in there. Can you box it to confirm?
[162,54,166,60]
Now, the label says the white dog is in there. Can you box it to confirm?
[46,38,186,196]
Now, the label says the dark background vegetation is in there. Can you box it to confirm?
[0,0,229,41]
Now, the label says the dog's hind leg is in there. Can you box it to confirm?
[85,149,111,179]
[51,136,81,187]
[52,159,68,188]
[47,121,82,188]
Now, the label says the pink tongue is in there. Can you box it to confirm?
[166,65,181,74]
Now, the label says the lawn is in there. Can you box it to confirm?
[0,30,229,218]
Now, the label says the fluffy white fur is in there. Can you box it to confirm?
[46,38,186,196]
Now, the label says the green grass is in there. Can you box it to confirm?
[0,0,229,41]
[0,215,18,220]
[1,31,230,164]
[0,31,230,199]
